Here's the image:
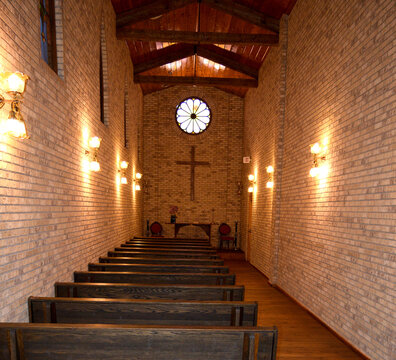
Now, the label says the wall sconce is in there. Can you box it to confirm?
[236,181,242,195]
[309,142,327,178]
[0,71,30,139]
[85,136,101,171]
[134,172,142,191]
[247,174,255,193]
[118,161,128,184]
[266,165,274,188]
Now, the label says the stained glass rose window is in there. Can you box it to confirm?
[175,97,211,135]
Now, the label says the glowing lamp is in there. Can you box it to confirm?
[248,174,255,181]
[248,186,254,193]
[88,136,101,149]
[266,166,274,174]
[1,71,29,94]
[135,184,141,191]
[310,143,321,154]
[89,161,100,172]
[120,161,128,169]
[135,172,142,180]
[266,181,274,188]
[310,167,319,177]
[121,176,128,184]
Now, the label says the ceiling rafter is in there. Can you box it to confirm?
[134,75,258,87]
[133,43,195,75]
[116,0,195,28]
[196,44,259,79]
[133,44,259,79]
[201,0,279,33]
[116,0,279,34]
[117,28,279,45]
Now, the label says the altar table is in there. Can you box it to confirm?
[169,223,212,242]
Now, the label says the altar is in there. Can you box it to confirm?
[169,223,212,242]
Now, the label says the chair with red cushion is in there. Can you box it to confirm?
[219,223,234,249]
[150,222,163,237]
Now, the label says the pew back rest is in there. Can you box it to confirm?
[55,283,245,301]
[0,324,277,360]
[88,262,229,273]
[29,297,257,326]
[74,271,236,285]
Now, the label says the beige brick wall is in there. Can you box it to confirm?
[143,86,243,245]
[243,0,395,359]
[0,0,143,322]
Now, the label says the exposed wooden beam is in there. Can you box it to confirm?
[196,44,259,79]
[134,75,258,87]
[117,28,279,45]
[134,44,195,74]
[116,0,195,28]
[202,0,279,33]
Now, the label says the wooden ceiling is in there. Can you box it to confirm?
[111,0,297,97]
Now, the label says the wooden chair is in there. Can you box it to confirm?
[219,223,234,249]
[150,221,163,237]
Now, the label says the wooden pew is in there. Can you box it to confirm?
[29,297,257,326]
[99,256,224,266]
[88,262,229,273]
[108,251,219,259]
[55,283,245,301]
[124,242,214,250]
[133,236,209,242]
[0,323,278,360]
[74,271,235,285]
[115,246,217,254]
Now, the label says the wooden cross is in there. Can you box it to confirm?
[176,146,210,200]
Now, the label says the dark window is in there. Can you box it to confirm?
[99,47,105,124]
[39,0,57,71]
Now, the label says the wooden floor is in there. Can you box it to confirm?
[225,260,364,360]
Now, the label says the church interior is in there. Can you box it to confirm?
[0,0,394,359]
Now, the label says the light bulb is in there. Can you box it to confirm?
[248,174,255,182]
[248,186,254,193]
[120,161,128,169]
[310,167,319,177]
[135,184,141,191]
[135,172,142,180]
[310,143,321,154]
[89,161,100,172]
[0,110,28,139]
[89,136,101,149]
[121,176,128,184]
[266,181,274,188]
[2,72,28,94]
[266,165,274,174]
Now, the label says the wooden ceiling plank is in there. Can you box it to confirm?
[134,75,258,87]
[196,44,258,79]
[133,44,195,74]
[116,0,196,28]
[201,0,279,33]
[117,28,279,45]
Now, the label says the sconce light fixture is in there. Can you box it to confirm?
[85,136,101,171]
[247,174,256,193]
[309,142,327,178]
[134,172,143,191]
[266,165,274,188]
[0,71,30,139]
[118,161,128,184]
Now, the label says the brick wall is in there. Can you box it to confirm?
[0,0,143,322]
[243,0,395,359]
[143,86,243,244]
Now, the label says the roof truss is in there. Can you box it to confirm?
[116,0,279,33]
